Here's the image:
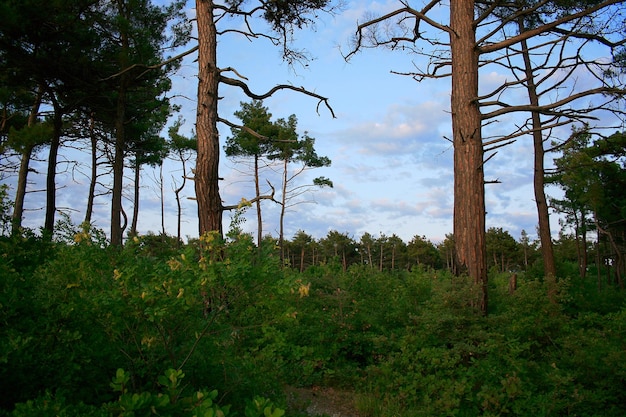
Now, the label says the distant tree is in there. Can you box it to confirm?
[550,128,626,285]
[386,234,407,271]
[550,127,596,279]
[438,234,456,274]
[268,114,332,259]
[224,100,278,247]
[167,118,197,245]
[319,230,357,270]
[485,227,519,273]
[358,232,376,268]
[407,235,441,270]
[519,229,536,271]
[288,229,316,271]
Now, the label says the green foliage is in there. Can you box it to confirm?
[244,396,285,417]
[106,368,231,417]
[2,223,625,417]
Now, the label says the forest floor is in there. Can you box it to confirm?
[285,386,363,417]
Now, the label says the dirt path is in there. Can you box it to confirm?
[285,386,362,417]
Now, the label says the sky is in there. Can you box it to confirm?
[8,0,623,244]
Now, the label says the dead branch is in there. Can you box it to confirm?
[222,180,279,210]
[481,86,625,120]
[101,45,199,81]
[219,75,336,118]
[345,1,452,61]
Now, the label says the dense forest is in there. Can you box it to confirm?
[1,0,626,415]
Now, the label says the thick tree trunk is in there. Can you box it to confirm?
[450,0,488,314]
[195,0,223,237]
[519,26,558,280]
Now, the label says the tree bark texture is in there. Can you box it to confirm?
[450,0,488,314]
[195,0,223,236]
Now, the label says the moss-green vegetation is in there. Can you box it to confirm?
[1,225,624,416]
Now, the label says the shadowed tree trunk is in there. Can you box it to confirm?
[195,0,223,236]
[84,114,98,225]
[12,87,43,235]
[44,95,63,235]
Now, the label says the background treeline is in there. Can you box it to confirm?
[1,211,625,416]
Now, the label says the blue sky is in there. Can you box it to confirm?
[11,0,622,244]
[162,0,547,243]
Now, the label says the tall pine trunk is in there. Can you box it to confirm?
[195,0,223,236]
[110,0,131,246]
[450,0,488,314]
[519,21,558,281]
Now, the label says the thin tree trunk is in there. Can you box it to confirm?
[255,153,262,247]
[12,87,43,235]
[130,157,140,236]
[195,0,223,237]
[518,23,558,280]
[44,103,62,236]
[279,158,288,261]
[450,0,488,314]
[110,85,126,245]
[580,212,588,279]
[85,113,97,225]
[174,151,187,245]
[160,163,165,236]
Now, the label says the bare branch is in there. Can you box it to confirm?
[479,0,623,54]
[345,1,452,61]
[101,45,199,81]
[219,74,336,118]
[222,180,279,210]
